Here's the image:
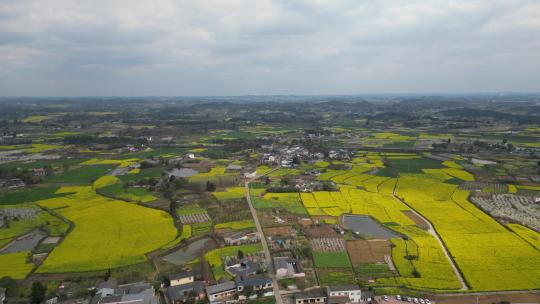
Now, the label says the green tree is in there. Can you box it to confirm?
[30,282,47,304]
[206,181,216,192]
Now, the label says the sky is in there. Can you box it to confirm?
[0,0,539,96]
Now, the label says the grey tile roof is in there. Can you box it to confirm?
[235,274,272,287]
[167,282,204,301]
[170,271,193,281]
[206,281,236,295]
[327,285,360,292]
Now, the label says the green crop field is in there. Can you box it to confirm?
[313,251,352,268]
[36,186,176,273]
[0,187,67,205]
[45,165,116,184]
[192,221,213,236]
[177,203,207,215]
[356,263,394,277]
[317,269,356,285]
[214,219,255,230]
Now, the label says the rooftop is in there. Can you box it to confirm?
[206,281,236,295]
[327,285,361,292]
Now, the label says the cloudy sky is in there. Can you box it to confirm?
[1,0,539,96]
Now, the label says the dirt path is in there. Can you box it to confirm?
[245,168,284,304]
[392,183,469,291]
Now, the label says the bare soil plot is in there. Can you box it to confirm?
[258,209,300,227]
[300,218,313,227]
[310,238,346,252]
[402,210,429,230]
[303,225,338,238]
[346,239,391,264]
[264,226,293,237]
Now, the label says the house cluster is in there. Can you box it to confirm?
[90,279,158,304]
[295,285,374,304]
[222,230,260,246]
[292,178,324,192]
[165,268,274,304]
[0,207,39,228]
[328,150,351,161]
[0,178,25,189]
[260,145,324,168]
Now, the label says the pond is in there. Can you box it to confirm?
[0,229,47,253]
[342,215,400,239]
[163,237,215,265]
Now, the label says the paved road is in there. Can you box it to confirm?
[392,185,469,291]
[245,169,284,304]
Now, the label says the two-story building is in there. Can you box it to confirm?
[206,281,237,304]
[170,271,194,287]
[294,290,327,304]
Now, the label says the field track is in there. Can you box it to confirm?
[392,186,469,291]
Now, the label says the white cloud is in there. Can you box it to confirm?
[0,0,539,95]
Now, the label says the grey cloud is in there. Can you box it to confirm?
[0,0,539,96]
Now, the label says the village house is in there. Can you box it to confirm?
[91,280,157,304]
[206,281,237,304]
[327,285,372,303]
[226,260,261,277]
[223,231,259,246]
[235,275,273,300]
[166,281,205,304]
[273,257,305,279]
[169,271,194,287]
[294,290,327,304]
[32,168,48,177]
[0,178,25,189]
[226,164,243,171]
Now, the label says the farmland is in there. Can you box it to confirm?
[313,251,352,268]
[0,251,34,279]
[396,175,540,290]
[36,186,177,272]
[1,95,540,302]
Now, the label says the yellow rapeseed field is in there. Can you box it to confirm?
[37,186,177,273]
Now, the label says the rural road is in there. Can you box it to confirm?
[244,169,284,304]
[392,184,469,291]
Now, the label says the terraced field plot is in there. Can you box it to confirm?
[36,186,177,273]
